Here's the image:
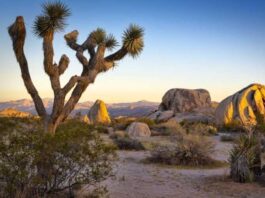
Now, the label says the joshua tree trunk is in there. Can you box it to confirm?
[8,14,144,134]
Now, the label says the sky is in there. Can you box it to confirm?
[0,0,265,103]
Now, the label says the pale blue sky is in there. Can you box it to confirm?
[0,0,264,102]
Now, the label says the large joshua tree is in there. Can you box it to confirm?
[8,2,144,133]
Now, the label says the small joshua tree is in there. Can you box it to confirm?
[8,2,144,133]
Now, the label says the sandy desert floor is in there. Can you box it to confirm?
[82,135,265,198]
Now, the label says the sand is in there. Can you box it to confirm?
[82,135,265,198]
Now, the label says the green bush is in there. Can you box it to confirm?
[113,137,145,151]
[149,134,216,166]
[0,117,41,135]
[229,135,261,183]
[0,120,116,197]
[94,125,109,134]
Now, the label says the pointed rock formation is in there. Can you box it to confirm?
[88,100,111,125]
[215,83,265,126]
[80,115,90,124]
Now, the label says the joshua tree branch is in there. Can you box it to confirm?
[104,47,128,62]
[8,16,46,117]
[62,76,87,94]
[64,31,91,68]
[58,54,69,75]
[81,34,96,57]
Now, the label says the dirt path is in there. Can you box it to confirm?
[81,136,265,198]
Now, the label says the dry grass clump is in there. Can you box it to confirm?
[220,134,236,142]
[152,120,186,137]
[113,137,145,151]
[111,117,135,130]
[110,130,145,151]
[221,120,245,132]
[136,117,156,127]
[182,122,218,136]
[149,133,217,166]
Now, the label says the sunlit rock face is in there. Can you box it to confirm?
[88,100,111,125]
[215,84,265,126]
[0,108,32,117]
[159,88,211,113]
[80,115,90,124]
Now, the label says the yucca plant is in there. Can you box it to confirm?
[33,1,70,37]
[229,134,261,183]
[8,1,144,133]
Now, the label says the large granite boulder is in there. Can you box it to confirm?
[215,84,265,126]
[148,110,174,122]
[126,122,151,138]
[159,88,211,113]
[88,100,111,125]
[148,88,214,123]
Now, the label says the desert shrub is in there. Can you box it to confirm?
[94,125,109,134]
[83,186,108,198]
[0,120,116,197]
[220,134,236,142]
[221,120,245,132]
[113,137,145,151]
[109,130,128,139]
[136,117,156,127]
[229,135,261,183]
[0,117,42,135]
[111,117,135,130]
[149,134,216,166]
[152,121,186,136]
[255,113,265,134]
[183,122,218,136]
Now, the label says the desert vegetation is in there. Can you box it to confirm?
[0,118,116,197]
[1,1,265,198]
[229,117,265,183]
[148,133,220,167]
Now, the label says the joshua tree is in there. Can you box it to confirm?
[8,2,144,133]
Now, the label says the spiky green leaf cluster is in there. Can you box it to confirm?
[33,1,70,37]
[105,34,118,51]
[122,24,144,58]
[90,28,106,44]
[230,135,259,166]
[90,29,118,51]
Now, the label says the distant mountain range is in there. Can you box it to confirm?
[0,99,159,117]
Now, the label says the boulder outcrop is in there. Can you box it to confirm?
[159,88,211,113]
[126,122,151,137]
[148,88,215,123]
[215,84,265,126]
[88,100,111,125]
